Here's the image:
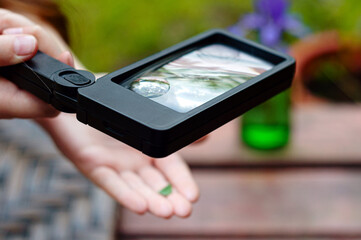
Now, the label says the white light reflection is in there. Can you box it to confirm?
[130,44,274,113]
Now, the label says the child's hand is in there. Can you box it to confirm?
[38,114,199,218]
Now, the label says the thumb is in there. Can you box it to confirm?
[0,34,37,66]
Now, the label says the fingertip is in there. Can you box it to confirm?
[178,183,199,203]
[121,193,148,215]
[177,209,192,218]
[175,202,192,218]
[159,205,174,219]
[135,209,146,216]
[152,199,174,219]
[168,192,193,218]
[57,51,75,67]
[134,202,148,215]
[138,200,148,214]
[68,52,75,68]
[186,189,200,203]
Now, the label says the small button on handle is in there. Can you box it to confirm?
[61,71,91,86]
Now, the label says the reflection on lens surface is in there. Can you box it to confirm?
[130,77,170,98]
[197,44,240,64]
[129,44,274,113]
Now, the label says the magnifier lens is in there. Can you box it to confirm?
[128,44,273,113]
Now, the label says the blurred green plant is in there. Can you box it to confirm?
[291,0,361,35]
[59,0,252,72]
[58,0,361,73]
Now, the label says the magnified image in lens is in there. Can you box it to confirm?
[130,77,170,98]
[129,44,274,113]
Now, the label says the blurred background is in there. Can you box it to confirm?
[59,0,361,72]
[2,0,361,239]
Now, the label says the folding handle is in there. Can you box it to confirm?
[0,51,95,113]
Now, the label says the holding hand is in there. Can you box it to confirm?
[0,8,200,218]
[0,9,72,119]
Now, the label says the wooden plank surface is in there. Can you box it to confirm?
[180,104,361,166]
[118,169,361,239]
[117,104,361,239]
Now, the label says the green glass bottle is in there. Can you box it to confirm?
[228,0,306,150]
[241,90,290,150]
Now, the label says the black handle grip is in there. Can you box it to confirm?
[0,51,95,113]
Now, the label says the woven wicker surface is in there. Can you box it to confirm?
[0,119,115,240]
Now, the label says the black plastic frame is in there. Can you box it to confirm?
[77,29,295,157]
[0,29,295,158]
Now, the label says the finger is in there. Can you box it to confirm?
[73,145,151,173]
[137,165,192,218]
[154,154,199,202]
[167,190,193,218]
[0,9,34,32]
[0,49,73,119]
[88,167,147,214]
[121,171,173,218]
[0,34,37,66]
[3,25,64,57]
[56,51,75,68]
[0,78,59,119]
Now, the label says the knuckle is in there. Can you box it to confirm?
[0,9,13,28]
[31,25,44,35]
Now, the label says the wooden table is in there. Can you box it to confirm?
[116,104,361,240]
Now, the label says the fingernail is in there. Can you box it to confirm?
[14,35,36,56]
[3,27,23,35]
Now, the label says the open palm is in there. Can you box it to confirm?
[37,113,199,218]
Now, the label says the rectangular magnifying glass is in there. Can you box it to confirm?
[0,29,295,158]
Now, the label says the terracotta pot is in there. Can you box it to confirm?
[289,31,361,104]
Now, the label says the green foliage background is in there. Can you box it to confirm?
[58,0,361,73]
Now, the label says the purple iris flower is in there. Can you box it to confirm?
[229,0,308,48]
